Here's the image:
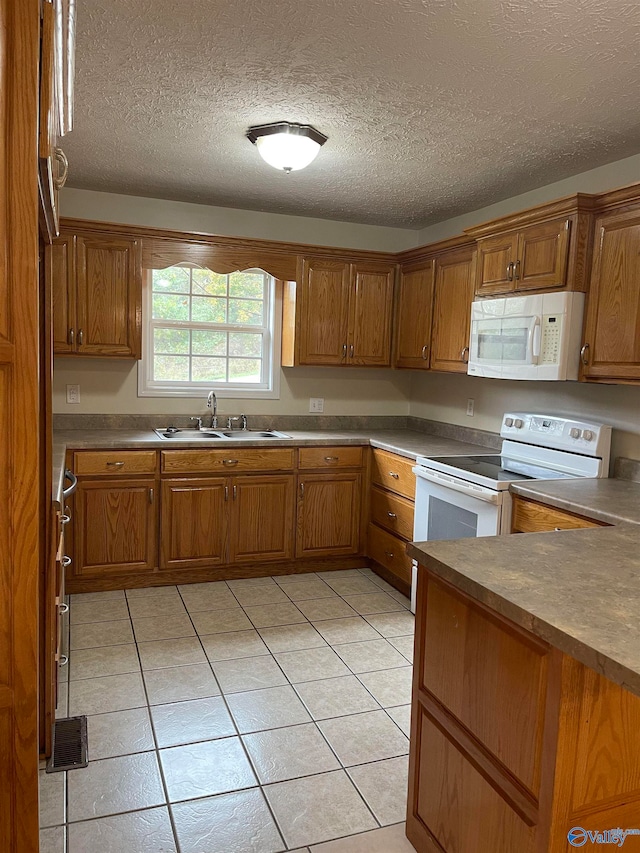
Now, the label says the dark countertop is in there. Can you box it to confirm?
[408,475,640,697]
[52,427,494,502]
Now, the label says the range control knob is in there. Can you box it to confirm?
[504,417,514,427]
[569,427,582,439]
[583,429,594,442]
[514,418,524,429]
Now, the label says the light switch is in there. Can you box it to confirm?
[309,397,324,413]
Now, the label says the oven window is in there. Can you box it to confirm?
[428,497,478,540]
[478,327,528,362]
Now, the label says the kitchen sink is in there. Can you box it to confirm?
[154,428,291,440]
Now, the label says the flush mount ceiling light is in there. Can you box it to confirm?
[247,122,328,173]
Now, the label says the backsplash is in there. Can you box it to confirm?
[614,458,640,483]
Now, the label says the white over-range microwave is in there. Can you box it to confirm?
[468,291,585,380]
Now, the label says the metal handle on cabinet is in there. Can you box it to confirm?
[53,147,69,189]
[324,456,338,462]
[106,461,125,468]
[58,602,69,615]
[300,482,305,498]
[342,344,347,359]
[59,654,69,667]
[62,555,72,568]
[224,485,229,502]
[389,472,399,479]
[63,469,77,499]
[78,329,84,345]
[384,550,394,558]
[149,487,154,504]
[421,345,428,360]
[387,512,397,518]
[61,508,71,524]
[506,263,513,281]
[512,259,520,281]
[580,343,590,365]
[233,484,237,500]
[554,527,564,532]
[349,344,354,358]
[68,328,74,346]
[460,346,469,363]
[223,459,239,466]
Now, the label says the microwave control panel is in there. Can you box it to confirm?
[540,314,563,363]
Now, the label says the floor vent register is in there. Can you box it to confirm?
[46,715,88,773]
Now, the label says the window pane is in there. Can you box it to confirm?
[153,293,190,320]
[229,271,265,299]
[192,269,227,297]
[229,299,263,325]
[192,330,227,356]
[192,297,227,323]
[154,328,190,354]
[192,357,226,382]
[229,358,261,383]
[153,267,190,293]
[229,332,262,357]
[154,355,189,381]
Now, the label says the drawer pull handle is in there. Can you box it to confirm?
[78,328,84,346]
[224,485,229,502]
[62,555,72,568]
[149,487,154,504]
[554,527,564,531]
[342,343,347,358]
[106,461,125,467]
[387,512,397,518]
[324,456,338,462]
[389,472,399,479]
[300,482,305,498]
[68,328,74,346]
[384,550,394,558]
[223,459,239,466]
[233,484,237,500]
[580,343,590,365]
[59,654,68,667]
[58,602,69,615]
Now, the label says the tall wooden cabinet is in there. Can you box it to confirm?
[50,229,142,358]
[394,261,435,369]
[580,207,640,382]
[283,255,396,366]
[430,246,476,373]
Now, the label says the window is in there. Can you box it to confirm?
[138,266,280,398]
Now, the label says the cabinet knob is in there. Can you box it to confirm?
[68,328,75,346]
[342,344,347,358]
[223,459,239,466]
[387,512,397,518]
[384,550,394,558]
[506,262,514,282]
[349,344,354,358]
[580,343,590,365]
[389,472,399,479]
[300,482,305,498]
[149,487,154,504]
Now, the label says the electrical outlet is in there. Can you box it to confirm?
[309,397,324,413]
[466,398,475,417]
[66,384,80,404]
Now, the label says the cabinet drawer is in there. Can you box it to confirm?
[511,497,606,533]
[371,449,416,500]
[161,448,295,474]
[74,450,157,476]
[367,523,412,585]
[370,487,414,541]
[299,446,364,469]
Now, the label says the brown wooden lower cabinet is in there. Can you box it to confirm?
[74,478,158,575]
[408,570,640,853]
[160,478,229,569]
[296,473,362,558]
[511,495,607,533]
[231,475,295,563]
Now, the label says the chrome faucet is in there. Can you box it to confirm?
[206,391,218,429]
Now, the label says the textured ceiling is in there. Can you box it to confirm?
[64,0,640,228]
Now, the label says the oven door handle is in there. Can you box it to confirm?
[412,467,500,504]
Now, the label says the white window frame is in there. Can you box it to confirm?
[138,266,281,399]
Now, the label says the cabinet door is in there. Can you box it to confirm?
[298,257,351,365]
[74,479,157,576]
[475,233,518,295]
[49,233,76,353]
[581,210,640,381]
[348,262,395,366]
[160,479,229,569]
[394,262,434,369]
[430,248,476,373]
[515,218,570,291]
[230,475,295,563]
[76,234,142,357]
[296,473,362,558]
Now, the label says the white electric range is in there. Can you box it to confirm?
[410,412,612,610]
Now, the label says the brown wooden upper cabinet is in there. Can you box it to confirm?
[580,207,640,382]
[394,261,435,369]
[430,246,476,373]
[283,256,396,366]
[49,229,142,358]
[475,218,571,295]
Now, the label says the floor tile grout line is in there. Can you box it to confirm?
[175,581,291,853]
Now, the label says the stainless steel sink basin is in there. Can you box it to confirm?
[154,428,291,440]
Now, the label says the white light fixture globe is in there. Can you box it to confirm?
[247,122,328,173]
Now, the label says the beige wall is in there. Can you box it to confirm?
[416,152,640,245]
[52,359,412,417]
[60,187,418,253]
[409,372,640,463]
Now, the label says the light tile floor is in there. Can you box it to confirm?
[43,567,415,852]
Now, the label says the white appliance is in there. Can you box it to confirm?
[409,412,611,611]
[468,291,585,380]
